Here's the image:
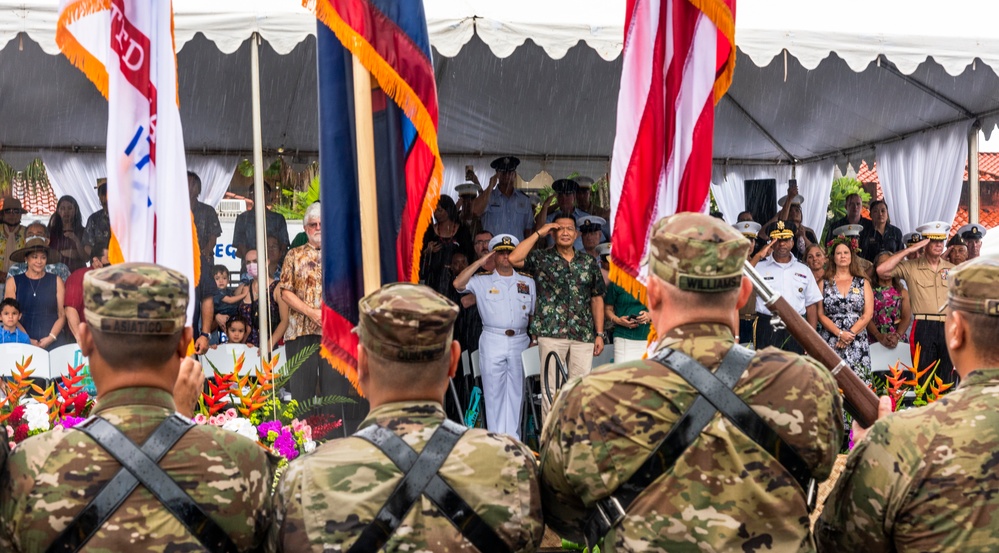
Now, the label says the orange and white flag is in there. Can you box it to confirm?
[58,0,197,323]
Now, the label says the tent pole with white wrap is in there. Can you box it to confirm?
[251,32,272,362]
[969,123,980,226]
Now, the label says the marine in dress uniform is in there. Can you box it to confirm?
[540,213,843,551]
[877,221,956,384]
[455,234,536,437]
[754,220,822,353]
[817,255,999,552]
[0,263,273,552]
[270,282,543,552]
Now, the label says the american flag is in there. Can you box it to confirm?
[609,0,736,302]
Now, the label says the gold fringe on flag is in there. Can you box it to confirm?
[306,0,443,284]
[56,0,111,98]
[320,345,363,397]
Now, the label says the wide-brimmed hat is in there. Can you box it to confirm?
[0,197,28,214]
[9,236,60,263]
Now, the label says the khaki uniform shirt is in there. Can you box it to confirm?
[817,368,999,553]
[539,323,844,551]
[890,257,954,315]
[0,388,274,552]
[269,401,543,552]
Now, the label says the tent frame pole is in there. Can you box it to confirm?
[251,32,271,362]
[969,122,981,225]
[352,55,381,295]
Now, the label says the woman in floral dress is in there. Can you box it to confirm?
[817,237,874,383]
[866,251,911,352]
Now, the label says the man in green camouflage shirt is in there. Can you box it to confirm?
[817,255,999,552]
[540,212,844,551]
[269,282,543,552]
[0,262,273,552]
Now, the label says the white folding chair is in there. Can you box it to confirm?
[201,344,260,377]
[268,345,288,376]
[48,344,88,380]
[869,342,913,376]
[470,350,481,380]
[520,346,542,441]
[0,343,51,380]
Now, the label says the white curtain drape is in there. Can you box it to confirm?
[41,151,106,220]
[710,164,793,223]
[795,160,835,238]
[877,121,971,234]
[187,155,238,208]
[442,156,495,199]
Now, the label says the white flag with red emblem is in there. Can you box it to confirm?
[58,0,197,322]
[609,0,736,303]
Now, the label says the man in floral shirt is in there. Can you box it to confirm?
[509,216,606,419]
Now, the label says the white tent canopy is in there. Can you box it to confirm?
[2,0,998,228]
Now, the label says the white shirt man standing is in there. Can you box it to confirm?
[454,234,536,437]
[750,220,821,353]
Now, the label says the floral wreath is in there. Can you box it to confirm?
[826,234,861,254]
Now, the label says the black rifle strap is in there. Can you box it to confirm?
[350,420,510,553]
[47,415,238,553]
[584,345,753,548]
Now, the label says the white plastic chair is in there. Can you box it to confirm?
[201,344,260,377]
[0,343,51,380]
[268,345,288,376]
[869,342,913,375]
[521,345,540,378]
[470,350,481,380]
[520,345,542,440]
[49,344,88,380]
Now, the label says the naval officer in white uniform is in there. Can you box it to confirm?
[453,233,536,437]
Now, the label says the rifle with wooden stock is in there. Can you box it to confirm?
[744,261,880,428]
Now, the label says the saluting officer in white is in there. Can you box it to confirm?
[453,234,536,437]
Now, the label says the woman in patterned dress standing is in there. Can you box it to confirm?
[817,237,874,383]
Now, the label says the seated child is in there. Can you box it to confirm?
[213,265,247,328]
[0,298,30,344]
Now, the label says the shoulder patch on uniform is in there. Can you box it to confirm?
[475,269,492,276]
[516,270,533,278]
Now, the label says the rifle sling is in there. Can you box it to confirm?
[46,415,239,553]
[584,345,814,549]
[350,419,510,553]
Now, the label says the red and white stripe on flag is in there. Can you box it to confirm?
[58,0,198,324]
[609,0,735,303]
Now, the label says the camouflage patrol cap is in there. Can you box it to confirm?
[83,262,188,335]
[645,212,750,293]
[357,282,458,363]
[943,256,999,316]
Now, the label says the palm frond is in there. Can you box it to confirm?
[273,343,320,389]
[292,395,355,418]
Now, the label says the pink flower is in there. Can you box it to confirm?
[193,414,208,425]
[5,426,12,438]
[225,409,237,421]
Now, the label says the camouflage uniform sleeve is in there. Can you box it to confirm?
[538,377,593,544]
[268,462,313,553]
[815,417,922,553]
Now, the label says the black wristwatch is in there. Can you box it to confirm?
[199,331,211,340]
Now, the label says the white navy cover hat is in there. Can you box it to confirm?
[576,215,607,233]
[957,223,987,240]
[488,234,519,252]
[777,194,804,207]
[455,183,480,197]
[916,221,950,241]
[832,224,864,238]
[575,176,595,189]
[733,221,761,238]
[903,232,922,245]
[595,242,611,257]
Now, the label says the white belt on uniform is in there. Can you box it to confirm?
[482,326,528,337]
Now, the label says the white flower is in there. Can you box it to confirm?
[222,417,258,441]
[303,440,316,453]
[23,401,50,432]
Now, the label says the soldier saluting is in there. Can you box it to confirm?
[0,262,274,552]
[539,212,844,551]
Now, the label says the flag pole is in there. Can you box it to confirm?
[250,33,271,361]
[352,54,381,294]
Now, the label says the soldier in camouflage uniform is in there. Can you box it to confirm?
[269,282,543,552]
[817,255,999,552]
[540,212,844,551]
[0,262,273,552]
